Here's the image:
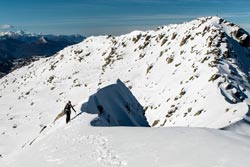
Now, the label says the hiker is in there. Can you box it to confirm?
[64,101,76,123]
[97,105,103,117]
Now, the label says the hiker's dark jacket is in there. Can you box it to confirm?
[64,103,74,114]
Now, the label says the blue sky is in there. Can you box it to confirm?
[0,0,249,36]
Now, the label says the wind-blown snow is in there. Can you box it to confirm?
[0,16,250,166]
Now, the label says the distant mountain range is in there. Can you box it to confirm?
[0,31,85,77]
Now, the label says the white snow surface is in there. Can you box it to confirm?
[2,112,250,167]
[1,16,250,166]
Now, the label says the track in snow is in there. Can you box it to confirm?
[85,134,127,167]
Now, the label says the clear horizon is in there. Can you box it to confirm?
[0,0,250,36]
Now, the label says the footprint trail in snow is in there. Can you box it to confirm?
[85,134,127,167]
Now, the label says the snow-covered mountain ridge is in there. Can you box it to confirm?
[1,16,250,162]
[0,30,32,38]
[0,30,84,41]
[1,16,250,126]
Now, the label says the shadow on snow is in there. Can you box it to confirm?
[80,79,149,127]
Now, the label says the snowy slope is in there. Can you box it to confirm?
[0,16,250,163]
[2,113,250,167]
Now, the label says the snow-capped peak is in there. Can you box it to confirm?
[0,30,37,38]
[38,36,48,43]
